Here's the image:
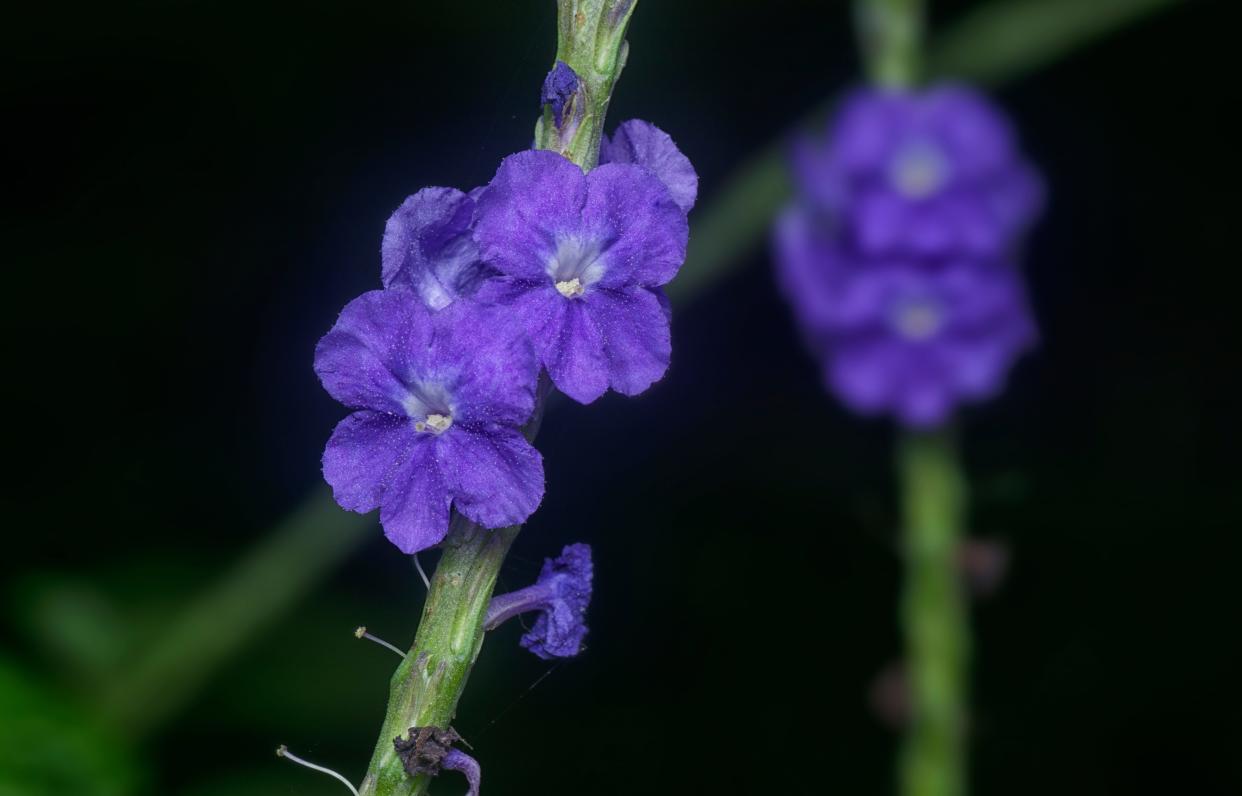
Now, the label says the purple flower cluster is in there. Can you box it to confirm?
[776,85,1042,427]
[315,85,695,552]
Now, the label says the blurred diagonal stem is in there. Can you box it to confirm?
[898,429,969,796]
[102,0,1179,739]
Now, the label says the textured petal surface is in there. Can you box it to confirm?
[600,119,699,213]
[436,426,544,529]
[588,287,672,396]
[381,187,486,310]
[314,290,432,413]
[432,301,539,426]
[472,150,587,281]
[322,411,421,513]
[584,162,688,289]
[378,440,452,554]
[546,297,609,403]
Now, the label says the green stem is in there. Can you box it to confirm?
[358,4,635,794]
[535,0,637,168]
[358,519,520,796]
[856,0,926,88]
[897,429,969,796]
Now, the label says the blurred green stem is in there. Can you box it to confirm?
[99,489,368,736]
[898,429,969,796]
[102,0,1178,739]
[856,0,925,87]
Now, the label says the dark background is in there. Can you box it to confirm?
[2,1,1238,794]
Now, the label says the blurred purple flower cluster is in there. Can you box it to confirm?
[776,85,1042,427]
[315,101,695,553]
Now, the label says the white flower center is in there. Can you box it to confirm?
[547,235,605,297]
[414,413,453,435]
[893,300,943,340]
[555,277,585,298]
[890,142,949,199]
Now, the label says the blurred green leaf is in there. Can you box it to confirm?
[0,658,142,796]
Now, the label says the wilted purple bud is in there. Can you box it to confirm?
[443,749,481,796]
[541,60,581,129]
[793,85,1043,258]
[486,543,593,659]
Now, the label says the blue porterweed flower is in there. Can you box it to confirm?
[775,208,1036,426]
[794,85,1043,258]
[601,119,699,213]
[314,290,543,553]
[472,149,690,403]
[486,543,593,659]
[381,187,493,311]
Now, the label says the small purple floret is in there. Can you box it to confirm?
[774,206,1037,427]
[314,290,544,553]
[442,749,481,796]
[794,85,1043,257]
[382,187,493,311]
[472,149,688,404]
[541,61,580,128]
[601,119,699,213]
[486,543,593,660]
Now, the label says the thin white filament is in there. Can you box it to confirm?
[413,553,431,589]
[354,626,406,659]
[276,745,360,796]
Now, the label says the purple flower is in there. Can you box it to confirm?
[794,85,1043,258]
[775,206,1037,427]
[381,187,493,311]
[486,543,593,659]
[541,60,581,129]
[315,289,544,553]
[601,119,699,213]
[472,149,688,404]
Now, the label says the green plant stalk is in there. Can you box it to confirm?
[358,519,519,796]
[897,429,969,796]
[101,0,1177,740]
[356,4,635,795]
[856,0,926,88]
[535,0,637,167]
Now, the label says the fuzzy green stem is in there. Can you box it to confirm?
[358,519,519,796]
[357,4,634,795]
[898,429,969,796]
[534,0,637,168]
[857,0,926,88]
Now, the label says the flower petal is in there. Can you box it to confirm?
[545,298,609,404]
[379,440,453,554]
[433,301,540,427]
[584,162,688,289]
[600,119,699,213]
[588,287,672,397]
[322,410,421,513]
[473,150,588,282]
[381,187,488,310]
[314,290,433,413]
[436,426,544,529]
